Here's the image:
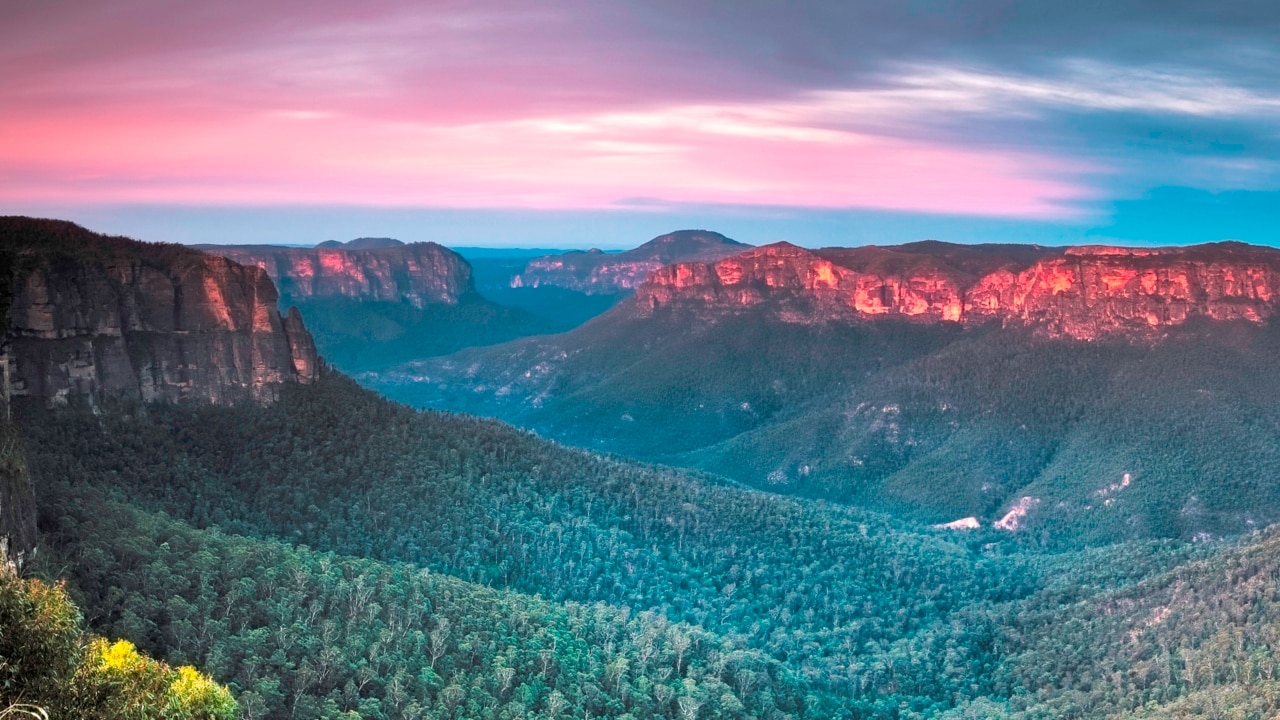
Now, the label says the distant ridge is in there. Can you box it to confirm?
[201,240,471,306]
[319,237,406,249]
[510,229,751,293]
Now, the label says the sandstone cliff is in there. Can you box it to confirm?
[511,230,750,294]
[0,217,324,569]
[635,240,1280,339]
[1,217,320,406]
[202,241,473,307]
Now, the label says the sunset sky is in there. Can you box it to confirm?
[3,2,1278,248]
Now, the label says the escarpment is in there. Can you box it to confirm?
[634,240,1280,339]
[202,241,473,306]
[1,217,319,406]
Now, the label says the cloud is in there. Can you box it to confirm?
[1,1,1278,221]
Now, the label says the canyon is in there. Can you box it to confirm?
[371,238,1280,543]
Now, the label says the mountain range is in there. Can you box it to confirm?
[464,230,750,332]
[370,238,1280,545]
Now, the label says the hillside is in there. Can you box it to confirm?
[368,239,1280,545]
[21,369,1280,718]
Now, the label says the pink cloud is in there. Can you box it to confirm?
[0,2,1094,217]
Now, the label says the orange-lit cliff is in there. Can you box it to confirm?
[635,240,1280,339]
[0,217,325,569]
[204,241,473,306]
[1,218,319,406]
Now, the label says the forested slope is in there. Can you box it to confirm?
[19,373,1028,716]
[20,372,1280,718]
[371,313,1280,546]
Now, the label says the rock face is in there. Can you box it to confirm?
[201,242,472,307]
[1,217,320,406]
[511,230,750,294]
[0,217,325,569]
[635,240,1280,339]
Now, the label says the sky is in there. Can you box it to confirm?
[2,1,1279,249]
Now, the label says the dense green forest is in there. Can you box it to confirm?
[370,311,1280,545]
[17,372,1280,718]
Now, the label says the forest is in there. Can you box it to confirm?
[12,371,1280,718]
[370,310,1280,546]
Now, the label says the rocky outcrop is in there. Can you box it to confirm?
[201,242,473,307]
[511,230,750,294]
[635,240,1280,339]
[1,217,319,406]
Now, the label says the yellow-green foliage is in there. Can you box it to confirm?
[89,639,236,719]
[0,574,235,720]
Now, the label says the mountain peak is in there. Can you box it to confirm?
[631,230,750,262]
[316,237,406,249]
[345,237,405,249]
[511,230,753,293]
[745,240,810,256]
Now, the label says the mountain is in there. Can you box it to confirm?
[316,236,406,249]
[0,216,319,571]
[461,230,752,334]
[200,241,558,372]
[369,239,1280,545]
[0,218,318,406]
[510,229,751,294]
[635,240,1280,338]
[462,247,628,331]
[199,240,470,306]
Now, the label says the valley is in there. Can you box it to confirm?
[368,239,1280,546]
[8,4,1277,718]
[4,218,1280,718]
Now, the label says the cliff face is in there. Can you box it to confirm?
[1,218,320,406]
[511,230,750,294]
[634,241,1280,339]
[0,217,323,569]
[202,242,473,307]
